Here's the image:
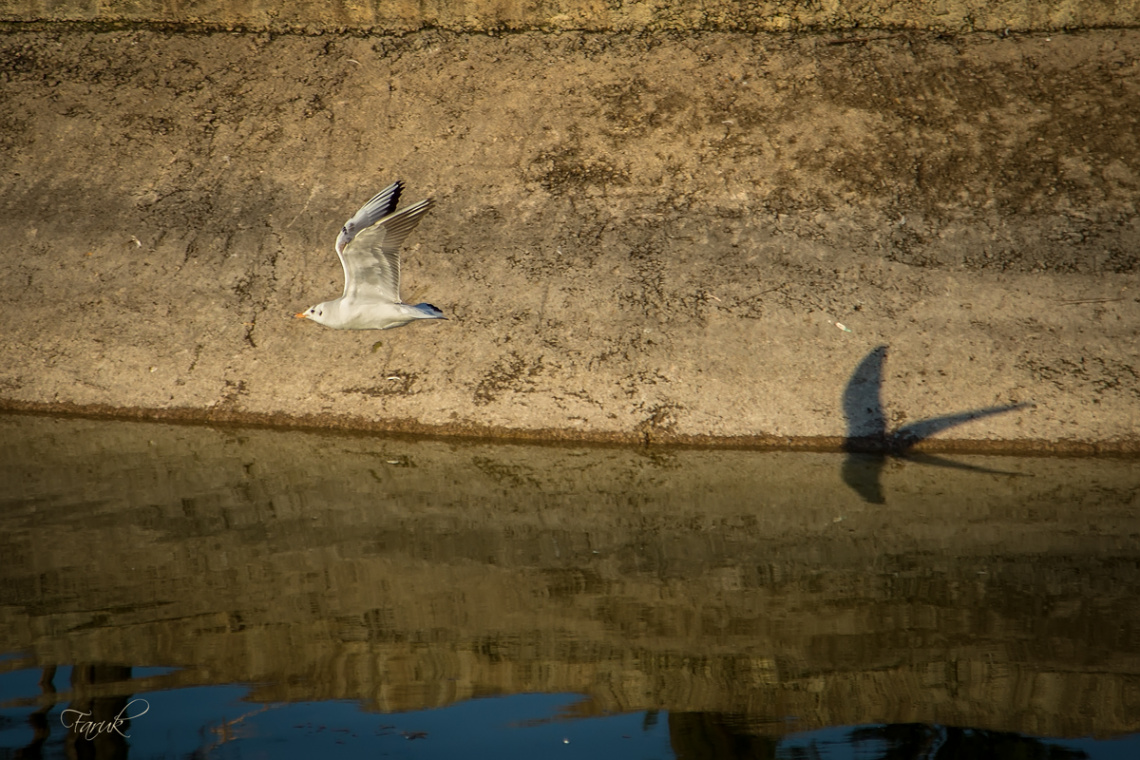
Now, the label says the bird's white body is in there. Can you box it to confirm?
[296,181,445,331]
[302,298,444,330]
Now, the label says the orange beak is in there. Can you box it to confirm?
[294,312,308,319]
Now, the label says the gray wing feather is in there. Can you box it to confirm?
[340,198,435,303]
[335,181,403,255]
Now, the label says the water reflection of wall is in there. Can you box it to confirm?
[2,415,1138,738]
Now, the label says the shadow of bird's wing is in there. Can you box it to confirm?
[842,345,889,444]
[841,346,891,502]
[841,453,888,504]
[893,403,1031,451]
[902,451,1028,476]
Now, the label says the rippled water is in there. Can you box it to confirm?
[1,414,1138,758]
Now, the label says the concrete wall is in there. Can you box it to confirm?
[3,0,1140,33]
[2,26,1138,447]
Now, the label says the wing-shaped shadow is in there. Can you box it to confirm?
[840,453,889,505]
[841,345,890,504]
[895,405,1032,450]
[841,345,1029,504]
[842,344,889,443]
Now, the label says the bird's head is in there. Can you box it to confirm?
[294,302,331,326]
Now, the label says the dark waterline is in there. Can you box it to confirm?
[1,414,1138,758]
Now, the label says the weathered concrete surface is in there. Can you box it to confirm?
[2,0,1139,34]
[0,27,1138,448]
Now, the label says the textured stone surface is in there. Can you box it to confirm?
[1,28,1138,447]
[2,0,1139,33]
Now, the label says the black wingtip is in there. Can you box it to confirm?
[414,303,446,319]
[388,181,404,214]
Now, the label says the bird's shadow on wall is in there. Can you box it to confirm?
[841,345,1030,504]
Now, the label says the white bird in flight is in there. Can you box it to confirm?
[295,181,446,330]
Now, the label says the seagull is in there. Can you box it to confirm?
[295,181,446,330]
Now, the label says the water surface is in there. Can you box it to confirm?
[1,414,1138,757]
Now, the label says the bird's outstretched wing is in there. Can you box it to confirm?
[339,198,435,303]
[335,181,403,256]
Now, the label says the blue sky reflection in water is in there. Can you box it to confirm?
[0,680,675,759]
[2,669,1139,759]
